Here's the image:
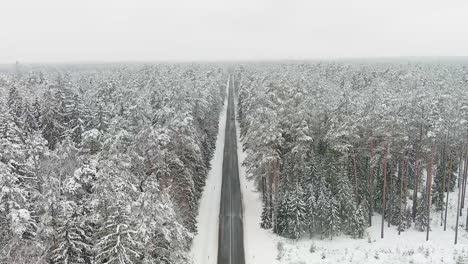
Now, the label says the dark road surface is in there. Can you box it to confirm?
[217,76,245,264]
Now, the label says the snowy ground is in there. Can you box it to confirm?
[190,78,228,264]
[279,192,468,264]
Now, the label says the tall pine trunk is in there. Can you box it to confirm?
[399,159,404,235]
[271,147,280,233]
[353,150,359,203]
[381,142,389,238]
[444,147,453,231]
[455,146,466,244]
[461,151,468,216]
[440,136,447,226]
[426,144,435,241]
[368,139,376,226]
[389,161,394,228]
[413,126,423,221]
[404,157,409,226]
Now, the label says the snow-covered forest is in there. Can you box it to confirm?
[236,61,468,241]
[0,64,227,263]
[1,61,468,264]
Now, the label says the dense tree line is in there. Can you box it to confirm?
[236,62,468,241]
[0,64,227,263]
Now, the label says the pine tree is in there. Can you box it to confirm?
[22,102,39,135]
[287,185,307,239]
[303,162,317,236]
[7,86,24,125]
[277,180,307,239]
[66,94,85,146]
[327,196,341,240]
[54,88,68,130]
[1,110,25,158]
[433,145,448,211]
[0,161,33,242]
[260,177,273,229]
[51,218,93,264]
[95,206,143,264]
[334,160,356,231]
[315,176,330,238]
[41,90,65,150]
[349,201,367,238]
[32,97,42,128]
[415,195,429,231]
[94,102,110,133]
[277,189,290,237]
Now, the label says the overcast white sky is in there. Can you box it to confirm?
[1,0,467,63]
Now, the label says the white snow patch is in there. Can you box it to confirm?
[279,186,468,264]
[235,98,279,264]
[191,77,229,264]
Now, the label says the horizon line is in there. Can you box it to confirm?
[2,55,468,66]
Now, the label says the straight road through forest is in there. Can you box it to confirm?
[217,76,245,264]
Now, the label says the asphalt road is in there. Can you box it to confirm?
[217,76,245,264]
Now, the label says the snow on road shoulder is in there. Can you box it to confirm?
[191,78,229,264]
[235,99,279,264]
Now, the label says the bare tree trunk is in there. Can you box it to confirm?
[458,144,464,188]
[465,199,468,231]
[399,159,404,235]
[269,169,275,233]
[271,147,279,233]
[426,144,435,241]
[455,150,463,245]
[262,175,270,229]
[441,139,447,226]
[462,134,468,229]
[262,176,266,202]
[458,146,461,188]
[404,157,409,227]
[461,153,468,216]
[381,142,389,239]
[465,138,468,230]
[444,148,453,231]
[456,125,468,244]
[455,174,461,245]
[389,162,394,228]
[413,150,420,221]
[369,139,376,226]
[413,126,423,221]
[353,150,359,203]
